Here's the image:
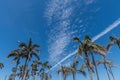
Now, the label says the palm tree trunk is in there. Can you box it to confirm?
[14,63,18,80]
[22,58,28,80]
[32,76,35,80]
[89,69,93,80]
[72,73,75,80]
[4,75,7,80]
[22,52,31,80]
[104,62,111,80]
[64,75,66,80]
[109,67,115,80]
[91,53,100,80]
[85,52,93,80]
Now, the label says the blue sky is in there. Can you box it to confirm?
[0,0,120,80]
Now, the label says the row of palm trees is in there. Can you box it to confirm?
[57,61,86,80]
[57,35,120,80]
[1,35,120,80]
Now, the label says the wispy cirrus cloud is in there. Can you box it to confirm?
[45,0,96,64]
[84,0,96,5]
[45,0,74,63]
[45,0,73,24]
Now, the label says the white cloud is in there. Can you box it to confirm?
[84,0,95,5]
[48,32,71,62]
[45,0,73,24]
[45,0,75,63]
[45,0,96,67]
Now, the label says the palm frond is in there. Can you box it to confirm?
[32,53,40,60]
[7,50,19,58]
[73,37,80,42]
[32,44,40,49]
[19,43,27,49]
[84,35,91,43]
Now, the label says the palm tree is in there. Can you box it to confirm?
[74,35,108,80]
[8,74,16,80]
[31,60,41,80]
[17,65,26,80]
[109,36,120,48]
[80,62,93,80]
[70,61,86,80]
[57,66,71,80]
[39,61,52,80]
[8,67,19,80]
[17,38,40,80]
[40,72,51,80]
[41,61,51,70]
[8,38,40,80]
[16,65,30,80]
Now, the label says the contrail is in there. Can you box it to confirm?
[92,18,120,42]
[49,50,77,71]
[48,18,120,72]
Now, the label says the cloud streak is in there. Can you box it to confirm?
[92,18,120,42]
[45,0,74,63]
[48,18,120,72]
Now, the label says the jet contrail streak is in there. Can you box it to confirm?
[48,18,120,72]
[92,18,120,42]
[49,50,77,71]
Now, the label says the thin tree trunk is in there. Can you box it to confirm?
[22,52,31,80]
[4,75,7,80]
[22,59,28,80]
[72,73,75,80]
[104,62,111,80]
[85,52,93,80]
[14,63,18,80]
[91,53,100,80]
[89,69,93,80]
[109,67,115,80]
[64,75,66,80]
[32,76,35,80]
[21,57,27,80]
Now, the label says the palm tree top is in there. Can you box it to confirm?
[0,62,4,69]
[73,37,80,42]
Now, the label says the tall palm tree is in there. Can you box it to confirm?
[17,38,40,80]
[57,66,71,80]
[74,35,108,80]
[8,38,40,80]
